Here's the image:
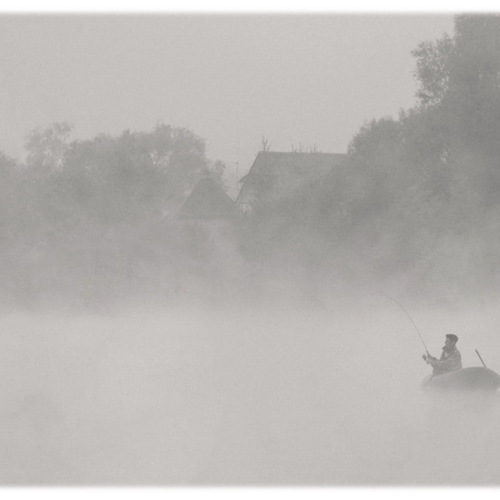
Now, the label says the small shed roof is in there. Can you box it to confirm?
[180,177,237,220]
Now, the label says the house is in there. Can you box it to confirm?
[235,151,347,215]
[179,176,238,221]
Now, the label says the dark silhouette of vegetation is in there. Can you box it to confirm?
[2,14,500,308]
[236,15,500,303]
[0,123,230,308]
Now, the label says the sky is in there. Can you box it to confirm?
[0,13,455,194]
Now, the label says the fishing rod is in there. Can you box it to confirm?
[385,295,430,355]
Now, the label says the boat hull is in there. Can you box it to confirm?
[422,367,500,392]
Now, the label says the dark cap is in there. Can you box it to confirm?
[446,334,458,343]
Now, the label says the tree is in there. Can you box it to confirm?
[412,15,500,152]
[412,34,453,107]
[24,122,73,171]
[279,14,500,298]
[2,122,224,307]
[260,135,271,152]
[58,123,211,226]
[0,152,20,236]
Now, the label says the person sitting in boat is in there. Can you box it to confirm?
[422,334,462,376]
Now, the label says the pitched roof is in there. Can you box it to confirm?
[179,177,237,220]
[242,151,346,178]
[236,151,347,206]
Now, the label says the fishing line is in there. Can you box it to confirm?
[385,295,430,355]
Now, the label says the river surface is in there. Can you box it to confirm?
[0,300,499,485]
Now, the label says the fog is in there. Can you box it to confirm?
[0,297,499,485]
[2,13,500,486]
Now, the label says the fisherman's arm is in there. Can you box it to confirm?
[422,354,438,365]
[424,351,461,371]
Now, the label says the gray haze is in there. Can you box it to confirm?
[2,13,500,487]
[1,300,500,485]
[0,14,453,192]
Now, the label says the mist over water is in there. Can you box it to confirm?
[2,13,500,487]
[1,298,499,485]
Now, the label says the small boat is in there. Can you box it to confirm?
[422,367,500,392]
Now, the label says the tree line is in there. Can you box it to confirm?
[1,14,499,308]
[254,14,500,303]
[0,123,228,308]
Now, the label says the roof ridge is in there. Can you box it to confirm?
[258,151,345,156]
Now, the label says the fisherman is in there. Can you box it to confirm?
[423,334,462,376]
